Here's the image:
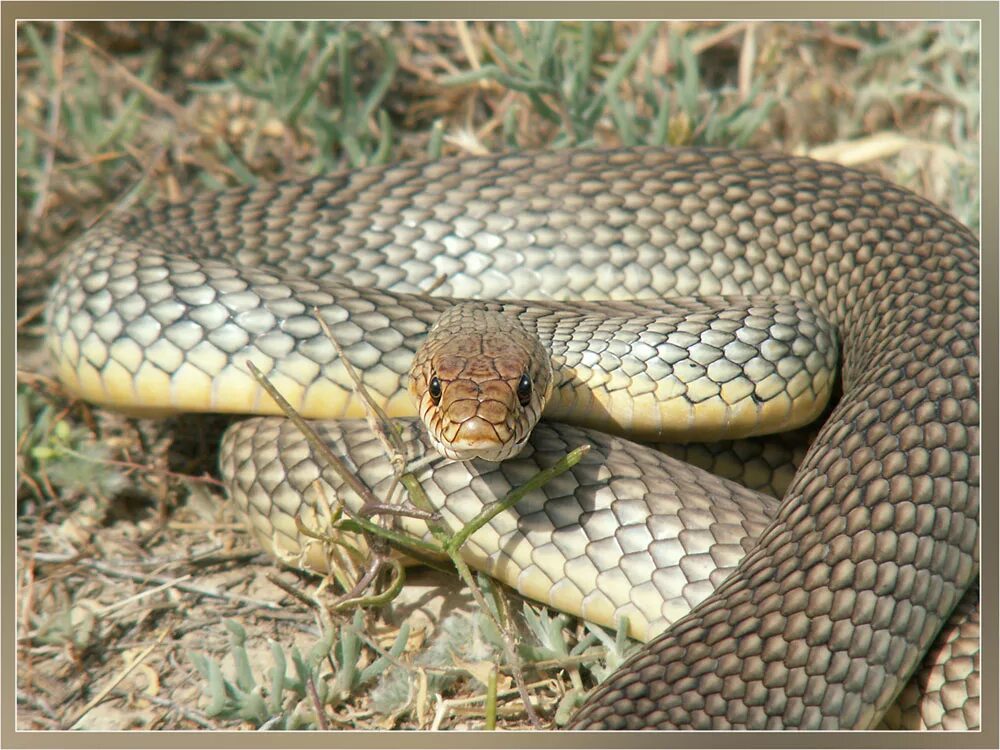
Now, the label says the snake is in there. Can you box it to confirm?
[43,146,979,730]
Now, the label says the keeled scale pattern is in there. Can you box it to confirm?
[47,233,837,444]
[220,416,977,727]
[45,147,979,728]
[220,417,781,643]
[555,151,980,729]
[879,583,980,730]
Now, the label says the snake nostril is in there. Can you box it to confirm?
[429,375,442,405]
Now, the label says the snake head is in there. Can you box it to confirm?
[409,303,553,462]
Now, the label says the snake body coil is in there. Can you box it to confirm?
[45,147,979,729]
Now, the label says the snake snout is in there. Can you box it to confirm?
[440,414,519,462]
[420,369,532,462]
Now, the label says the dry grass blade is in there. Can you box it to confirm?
[28,553,284,610]
[244,360,382,514]
[314,309,407,477]
[68,29,190,125]
[29,21,65,229]
[64,626,172,729]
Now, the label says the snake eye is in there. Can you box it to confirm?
[429,375,442,405]
[516,373,532,407]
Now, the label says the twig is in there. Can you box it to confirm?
[245,361,383,515]
[313,310,406,476]
[17,301,49,330]
[454,21,482,72]
[264,573,322,612]
[19,533,42,639]
[431,677,557,730]
[246,360,410,611]
[445,446,589,557]
[65,626,172,729]
[738,22,757,99]
[52,445,224,487]
[330,557,406,612]
[307,673,330,731]
[689,20,748,56]
[124,689,216,729]
[434,447,589,728]
[29,553,283,610]
[83,142,170,229]
[246,322,588,728]
[485,665,498,730]
[90,575,194,618]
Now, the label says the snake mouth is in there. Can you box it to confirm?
[437,415,525,462]
[439,439,527,462]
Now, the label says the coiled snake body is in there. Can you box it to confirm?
[45,147,979,729]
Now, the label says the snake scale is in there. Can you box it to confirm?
[44,147,979,730]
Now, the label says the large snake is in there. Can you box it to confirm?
[44,147,979,730]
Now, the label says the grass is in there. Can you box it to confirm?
[15,19,980,731]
